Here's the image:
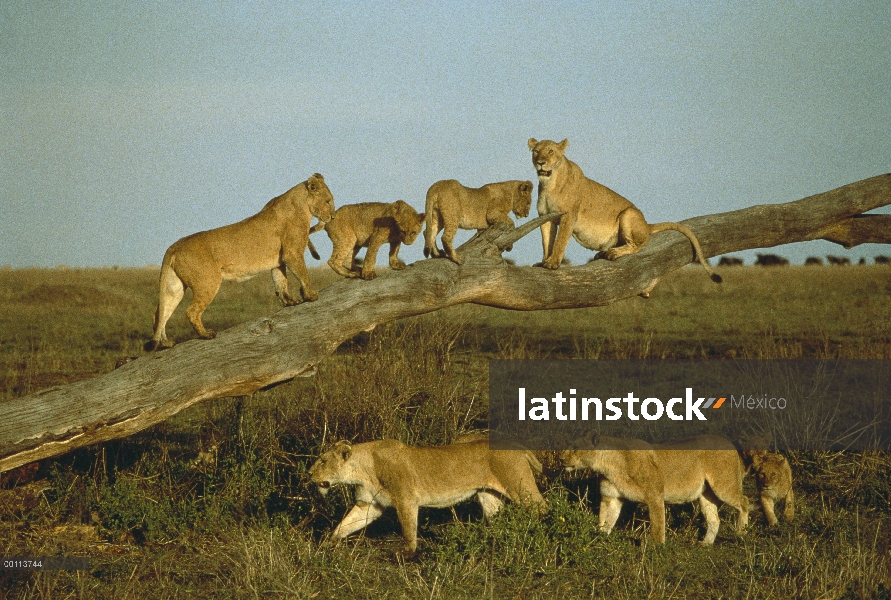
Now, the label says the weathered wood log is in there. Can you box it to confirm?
[1,174,889,472]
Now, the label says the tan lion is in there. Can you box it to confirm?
[423,179,533,264]
[750,450,794,527]
[307,200,424,280]
[309,438,545,555]
[561,433,748,544]
[145,174,335,351]
[528,138,721,282]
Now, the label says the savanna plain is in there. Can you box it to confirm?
[1,264,889,599]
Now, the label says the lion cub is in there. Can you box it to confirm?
[561,433,748,544]
[146,174,335,350]
[750,451,794,527]
[308,200,424,280]
[423,179,533,264]
[528,138,721,282]
[309,439,545,555]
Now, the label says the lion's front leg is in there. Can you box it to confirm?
[539,218,556,264]
[282,249,318,301]
[598,480,623,534]
[388,241,406,270]
[760,493,779,527]
[361,230,389,280]
[644,494,666,544]
[541,213,575,269]
[394,500,420,556]
[331,502,384,541]
[271,267,299,306]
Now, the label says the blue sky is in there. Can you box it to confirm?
[2,1,889,268]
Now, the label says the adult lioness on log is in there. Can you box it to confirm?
[423,178,533,264]
[145,173,335,351]
[307,200,425,280]
[528,138,721,282]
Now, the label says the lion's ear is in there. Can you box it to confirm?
[589,432,600,447]
[750,451,766,468]
[520,181,533,193]
[558,139,569,151]
[528,138,538,149]
[307,173,325,193]
[417,212,426,223]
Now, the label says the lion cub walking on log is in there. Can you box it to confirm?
[146,174,335,351]
[423,179,533,265]
[307,200,424,280]
[560,433,748,544]
[309,439,545,556]
[528,138,721,282]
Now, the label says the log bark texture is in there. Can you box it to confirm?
[1,174,889,472]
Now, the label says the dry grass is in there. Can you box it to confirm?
[1,264,889,599]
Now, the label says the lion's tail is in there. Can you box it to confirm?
[307,223,325,260]
[649,222,722,283]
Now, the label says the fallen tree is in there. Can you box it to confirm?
[1,174,890,472]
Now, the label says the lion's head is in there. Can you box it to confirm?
[752,452,790,493]
[513,181,534,218]
[558,433,599,471]
[388,200,425,245]
[308,440,353,496]
[528,138,569,180]
[306,173,336,224]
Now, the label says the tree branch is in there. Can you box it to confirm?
[1,174,889,472]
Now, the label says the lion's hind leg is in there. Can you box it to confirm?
[184,272,222,339]
[327,241,359,279]
[423,208,444,259]
[441,216,464,265]
[602,207,649,261]
[146,264,185,351]
[698,492,721,545]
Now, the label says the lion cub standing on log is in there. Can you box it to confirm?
[560,433,748,544]
[308,200,424,280]
[309,439,545,556]
[423,179,533,264]
[145,174,335,351]
[528,138,721,282]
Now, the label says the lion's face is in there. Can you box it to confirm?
[558,449,586,472]
[390,200,425,245]
[306,173,336,224]
[754,454,788,492]
[528,138,569,180]
[513,181,533,218]
[309,442,352,496]
[559,433,600,471]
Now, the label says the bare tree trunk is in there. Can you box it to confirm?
[1,174,889,472]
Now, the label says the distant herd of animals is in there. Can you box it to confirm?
[140,139,802,554]
[719,254,889,267]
